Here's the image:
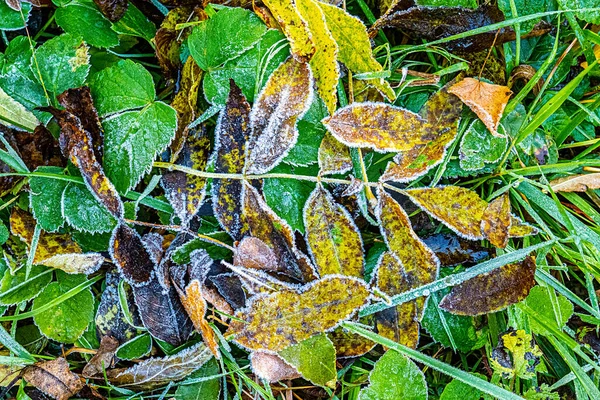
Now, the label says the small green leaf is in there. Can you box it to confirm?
[174,358,221,400]
[55,0,120,48]
[498,0,546,32]
[116,333,153,360]
[0,265,53,306]
[33,271,95,343]
[0,1,32,30]
[0,222,8,245]
[62,184,117,233]
[440,379,483,400]
[521,285,573,336]
[29,166,68,232]
[279,334,337,388]
[111,4,156,42]
[358,350,427,400]
[459,120,508,171]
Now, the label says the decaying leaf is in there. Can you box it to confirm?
[439,256,536,316]
[246,57,313,174]
[481,194,511,248]
[210,273,246,310]
[423,234,493,267]
[95,270,139,343]
[318,133,352,176]
[373,252,419,348]
[233,236,279,272]
[304,184,364,277]
[108,342,213,390]
[212,82,250,241]
[93,0,128,22]
[82,336,119,378]
[549,173,600,192]
[448,78,512,137]
[328,324,375,358]
[161,125,211,227]
[491,329,542,380]
[251,352,301,382]
[227,275,370,352]
[38,253,104,275]
[262,0,315,61]
[22,358,84,400]
[110,224,156,286]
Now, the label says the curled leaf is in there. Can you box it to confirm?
[22,358,84,400]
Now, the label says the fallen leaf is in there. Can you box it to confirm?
[110,224,156,286]
[95,270,139,343]
[246,57,314,174]
[38,253,104,275]
[82,336,119,378]
[262,0,315,61]
[209,272,246,310]
[211,82,250,241]
[22,358,84,400]
[448,78,512,137]
[227,275,370,352]
[423,233,493,267]
[318,133,352,176]
[481,194,511,248]
[93,0,128,22]
[279,334,337,388]
[439,256,536,316]
[328,325,375,357]
[549,173,600,192]
[491,329,542,380]
[250,352,301,382]
[234,236,279,272]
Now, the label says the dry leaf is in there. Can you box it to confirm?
[93,0,128,21]
[423,233,493,267]
[234,236,279,272]
[328,325,375,357]
[227,275,370,352]
[110,224,156,286]
[250,352,301,382]
[22,358,84,400]
[318,133,352,176]
[448,78,512,137]
[481,194,511,248]
[549,173,600,192]
[82,336,119,378]
[439,256,536,316]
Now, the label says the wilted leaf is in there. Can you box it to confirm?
[448,78,512,137]
[246,57,313,174]
[262,0,315,61]
[209,273,246,310]
[423,233,493,267]
[481,194,511,248]
[358,350,427,400]
[279,334,337,388]
[228,275,369,352]
[549,173,600,192]
[304,184,364,277]
[521,286,573,337]
[234,237,279,272]
[439,256,536,316]
[491,329,542,380]
[110,224,156,286]
[373,252,419,348]
[318,133,352,175]
[161,125,211,226]
[93,0,128,22]
[154,6,195,83]
[82,336,119,377]
[95,270,138,343]
[509,217,538,238]
[22,358,84,400]
[39,253,104,275]
[212,82,250,241]
[251,352,301,382]
[108,342,213,390]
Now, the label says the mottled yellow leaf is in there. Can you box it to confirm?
[318,133,352,175]
[246,57,314,174]
[296,0,339,114]
[549,173,600,192]
[448,78,512,137]
[262,0,315,61]
[481,194,511,248]
[328,325,375,358]
[317,2,395,100]
[439,256,536,316]
[304,184,364,277]
[491,329,542,380]
[227,276,369,352]
[509,217,538,238]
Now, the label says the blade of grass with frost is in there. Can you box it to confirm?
[0,324,35,361]
[342,322,525,400]
[536,268,600,319]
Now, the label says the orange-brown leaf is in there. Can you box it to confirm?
[481,194,511,248]
[22,358,84,400]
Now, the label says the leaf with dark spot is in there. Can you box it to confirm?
[95,270,139,343]
[481,194,511,248]
[110,224,156,286]
[93,0,128,22]
[22,358,84,400]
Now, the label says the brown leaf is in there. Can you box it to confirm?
[227,276,370,352]
[246,57,314,174]
[82,336,119,378]
[234,236,279,272]
[110,224,156,286]
[93,0,128,22]
[423,233,493,267]
[439,256,536,316]
[318,133,352,176]
[549,173,600,192]
[250,352,301,382]
[328,324,375,357]
[22,358,84,400]
[448,78,512,137]
[212,82,251,241]
[481,194,511,248]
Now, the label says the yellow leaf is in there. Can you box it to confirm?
[262,0,315,61]
[549,173,600,192]
[296,0,339,114]
[481,194,511,248]
[448,78,512,137]
[491,329,542,380]
[328,324,375,357]
[227,275,370,352]
[304,184,364,277]
[317,2,395,100]
[318,133,352,175]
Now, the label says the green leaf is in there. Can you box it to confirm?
[189,7,267,71]
[55,0,120,48]
[203,29,289,105]
[279,334,336,388]
[102,101,177,192]
[459,120,508,171]
[284,97,328,166]
[111,4,156,42]
[33,271,94,343]
[0,222,8,245]
[0,86,39,131]
[89,59,155,116]
[498,0,547,32]
[116,333,153,360]
[358,350,427,400]
[62,183,117,233]
[0,1,31,30]
[557,0,600,24]
[0,265,53,306]
[521,285,573,336]
[29,167,69,232]
[440,379,483,400]
[35,33,90,98]
[174,358,221,400]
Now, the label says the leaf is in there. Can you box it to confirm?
[0,265,52,306]
[459,119,508,171]
[250,352,301,382]
[29,166,68,232]
[22,358,84,400]
[498,0,546,33]
[549,173,600,192]
[211,82,251,241]
[296,0,339,113]
[0,86,39,131]
[107,342,213,390]
[227,275,370,352]
[278,334,337,388]
[92,0,127,21]
[521,286,573,336]
[358,350,427,400]
[40,253,104,275]
[304,183,364,277]
[95,270,138,343]
[110,224,156,286]
[189,7,267,71]
[174,358,221,400]
[328,324,375,357]
[234,237,279,272]
[481,194,511,248]
[448,78,512,137]
[55,0,120,48]
[373,252,419,348]
[0,0,31,30]
[161,125,211,226]
[557,0,600,24]
[423,233,493,267]
[170,57,203,157]
[33,272,95,343]
[35,34,90,98]
[82,335,119,378]
[116,333,152,360]
[246,57,314,174]
[318,133,352,175]
[317,2,395,100]
[154,6,193,83]
[440,379,483,400]
[439,256,536,316]
[62,183,117,233]
[111,4,156,41]
[262,0,315,61]
[491,329,542,380]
